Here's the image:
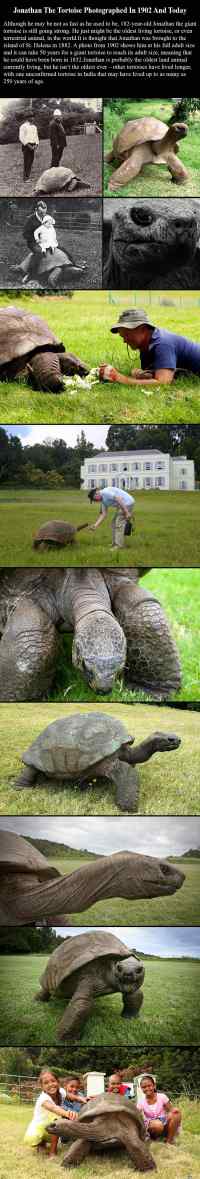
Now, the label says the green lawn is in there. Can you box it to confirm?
[1,1098,200,1179]
[1,290,200,424]
[0,487,199,566]
[47,853,200,927]
[47,568,200,705]
[0,953,199,1046]
[0,702,199,816]
[104,99,200,197]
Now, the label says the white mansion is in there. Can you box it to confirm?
[81,450,195,492]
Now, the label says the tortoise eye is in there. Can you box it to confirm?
[130,208,153,226]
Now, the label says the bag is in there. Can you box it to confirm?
[124,519,132,536]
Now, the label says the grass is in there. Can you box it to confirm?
[34,568,200,705]
[0,953,200,1046]
[1,1097,200,1179]
[103,99,200,197]
[0,487,199,566]
[0,212,102,292]
[0,701,199,816]
[1,290,200,424]
[46,853,200,927]
[0,136,102,197]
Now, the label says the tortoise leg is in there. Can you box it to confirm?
[102,756,139,812]
[117,1121,156,1171]
[108,579,181,697]
[15,766,37,790]
[108,146,150,190]
[29,350,64,392]
[0,600,58,701]
[167,151,188,183]
[62,1140,92,1168]
[57,974,94,1039]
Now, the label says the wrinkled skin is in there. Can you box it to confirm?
[14,715,181,812]
[0,830,184,925]
[35,931,145,1039]
[49,1093,156,1170]
[103,198,200,289]
[106,117,188,191]
[0,567,181,700]
[0,305,89,392]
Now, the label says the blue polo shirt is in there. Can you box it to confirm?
[101,486,134,510]
[140,328,200,375]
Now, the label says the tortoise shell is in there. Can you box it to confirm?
[22,712,133,778]
[34,520,76,545]
[0,306,65,368]
[0,828,59,879]
[114,117,170,157]
[35,167,78,193]
[40,929,134,993]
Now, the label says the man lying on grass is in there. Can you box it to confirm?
[107,308,200,386]
[88,485,134,547]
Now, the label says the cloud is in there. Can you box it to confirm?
[53,925,200,958]
[3,424,108,449]
[1,816,199,857]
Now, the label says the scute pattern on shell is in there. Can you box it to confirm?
[0,306,64,367]
[23,712,132,777]
[40,929,133,993]
[0,829,58,879]
[115,117,169,156]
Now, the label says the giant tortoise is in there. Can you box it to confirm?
[106,117,188,190]
[0,568,181,700]
[35,166,91,194]
[14,712,181,811]
[50,1093,156,1170]
[103,198,200,290]
[0,829,184,925]
[0,306,89,393]
[33,521,88,549]
[35,929,146,1039]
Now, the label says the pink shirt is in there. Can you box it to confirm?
[137,1092,169,1121]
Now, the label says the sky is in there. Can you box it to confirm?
[53,926,200,959]
[2,425,108,449]
[1,816,200,857]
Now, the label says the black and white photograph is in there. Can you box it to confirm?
[0,198,102,290]
[0,98,102,197]
[103,197,200,289]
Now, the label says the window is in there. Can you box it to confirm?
[143,462,152,470]
[88,464,97,473]
[131,462,141,470]
[155,462,165,470]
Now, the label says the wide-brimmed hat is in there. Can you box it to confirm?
[111,309,155,334]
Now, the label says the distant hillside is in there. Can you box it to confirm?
[169,851,200,861]
[27,838,98,860]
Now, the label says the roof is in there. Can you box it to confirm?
[83,450,168,461]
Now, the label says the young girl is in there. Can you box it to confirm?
[137,1074,181,1144]
[24,1068,77,1156]
[34,215,58,254]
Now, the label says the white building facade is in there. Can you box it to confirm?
[81,450,195,492]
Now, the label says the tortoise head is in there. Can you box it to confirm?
[72,612,127,692]
[114,954,145,993]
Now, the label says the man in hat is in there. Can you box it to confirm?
[88,485,134,547]
[49,109,66,167]
[110,308,200,385]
